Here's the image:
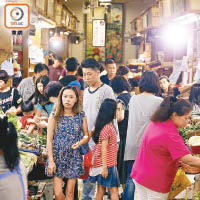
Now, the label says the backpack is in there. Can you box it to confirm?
[68,80,81,94]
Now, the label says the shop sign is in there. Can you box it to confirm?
[4,4,30,29]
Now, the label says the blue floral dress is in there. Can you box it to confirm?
[46,112,84,178]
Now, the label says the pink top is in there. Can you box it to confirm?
[131,120,190,193]
[61,68,67,77]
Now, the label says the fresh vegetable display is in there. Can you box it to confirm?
[19,151,37,173]
[178,123,200,142]
[194,192,200,200]
[18,132,39,150]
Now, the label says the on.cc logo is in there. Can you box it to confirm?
[10,7,24,21]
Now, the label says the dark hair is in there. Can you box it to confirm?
[81,58,101,71]
[139,70,160,94]
[48,59,54,66]
[111,76,131,93]
[0,117,19,171]
[21,100,34,112]
[58,56,63,63]
[65,57,79,72]
[44,81,63,98]
[77,66,83,77]
[151,96,192,122]
[117,65,130,76]
[34,63,47,74]
[159,75,170,82]
[0,70,9,83]
[129,78,138,88]
[105,58,115,65]
[189,84,200,106]
[92,99,117,144]
[43,64,49,74]
[35,76,50,104]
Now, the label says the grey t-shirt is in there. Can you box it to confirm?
[17,77,35,101]
[0,156,27,200]
[83,84,118,149]
[124,93,163,161]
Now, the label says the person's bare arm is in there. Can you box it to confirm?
[179,154,200,168]
[72,116,89,149]
[101,138,109,178]
[47,114,56,176]
[178,83,194,94]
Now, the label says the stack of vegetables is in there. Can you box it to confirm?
[19,151,37,173]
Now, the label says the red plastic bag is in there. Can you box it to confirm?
[79,147,92,179]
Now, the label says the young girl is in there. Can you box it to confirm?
[46,86,89,200]
[20,100,35,134]
[90,98,120,200]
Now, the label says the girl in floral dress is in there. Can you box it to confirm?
[46,86,89,200]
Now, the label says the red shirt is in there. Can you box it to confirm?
[92,123,118,168]
[48,65,63,81]
[20,114,35,129]
[131,120,190,193]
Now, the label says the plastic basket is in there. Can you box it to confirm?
[191,145,200,154]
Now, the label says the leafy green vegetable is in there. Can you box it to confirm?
[7,114,21,132]
[194,192,200,200]
[178,123,200,142]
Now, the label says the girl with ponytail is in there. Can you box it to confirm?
[131,96,200,200]
[0,117,27,200]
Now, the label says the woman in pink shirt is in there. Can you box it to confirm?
[131,96,200,200]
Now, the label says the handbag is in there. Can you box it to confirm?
[78,113,89,155]
[79,147,92,179]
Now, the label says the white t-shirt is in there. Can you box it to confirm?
[124,93,163,161]
[83,84,119,149]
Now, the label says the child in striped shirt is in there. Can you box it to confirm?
[89,98,121,200]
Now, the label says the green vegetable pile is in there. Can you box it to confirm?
[19,151,37,173]
[7,114,22,132]
[178,123,200,142]
[194,192,200,200]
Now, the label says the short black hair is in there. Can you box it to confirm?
[111,76,131,93]
[43,64,49,74]
[81,58,101,71]
[129,78,138,87]
[105,58,115,65]
[139,70,160,94]
[0,70,9,83]
[21,101,34,112]
[117,65,130,76]
[66,57,79,72]
[34,63,47,74]
[48,59,54,66]
[77,66,83,77]
[159,75,170,82]
[45,81,63,98]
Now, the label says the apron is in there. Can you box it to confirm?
[0,165,26,200]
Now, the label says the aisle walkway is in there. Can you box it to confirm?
[78,180,138,200]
